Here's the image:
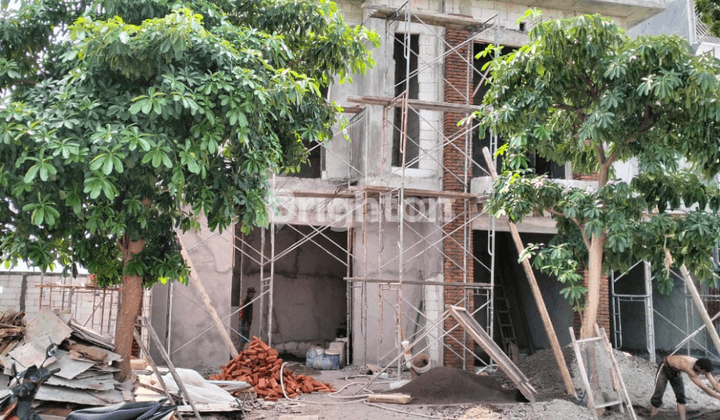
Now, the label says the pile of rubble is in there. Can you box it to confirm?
[0,310,25,356]
[211,337,334,401]
[0,308,124,405]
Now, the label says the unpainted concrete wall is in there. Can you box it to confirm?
[150,221,234,372]
[351,218,444,366]
[628,0,690,39]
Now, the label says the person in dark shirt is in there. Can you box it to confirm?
[239,287,256,350]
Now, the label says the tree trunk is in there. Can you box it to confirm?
[115,235,146,382]
[581,235,605,338]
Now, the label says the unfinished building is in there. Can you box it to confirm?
[4,0,710,374]
[3,1,720,384]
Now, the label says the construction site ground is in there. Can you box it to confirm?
[236,348,720,420]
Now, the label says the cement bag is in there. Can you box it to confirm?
[162,368,236,404]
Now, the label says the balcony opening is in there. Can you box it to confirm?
[392,33,420,169]
[472,43,565,179]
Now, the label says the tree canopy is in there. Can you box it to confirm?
[0,0,378,286]
[698,0,720,38]
[477,14,720,335]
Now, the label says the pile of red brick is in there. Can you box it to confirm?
[210,337,335,401]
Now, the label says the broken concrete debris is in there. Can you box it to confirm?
[210,336,335,401]
[0,308,124,405]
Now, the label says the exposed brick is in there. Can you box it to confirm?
[572,270,610,338]
[442,28,475,369]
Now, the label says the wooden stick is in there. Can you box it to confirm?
[666,250,720,356]
[176,234,239,359]
[140,317,203,420]
[367,394,413,404]
[482,147,576,397]
[132,329,176,403]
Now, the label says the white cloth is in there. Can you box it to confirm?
[162,368,236,404]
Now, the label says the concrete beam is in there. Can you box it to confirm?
[501,0,666,28]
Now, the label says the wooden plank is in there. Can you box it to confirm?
[139,317,202,420]
[482,147,577,398]
[67,319,115,350]
[667,250,720,356]
[347,95,480,114]
[357,184,485,200]
[133,329,176,404]
[363,4,485,30]
[175,403,241,413]
[448,306,537,402]
[176,234,238,359]
[344,277,492,288]
[367,394,413,404]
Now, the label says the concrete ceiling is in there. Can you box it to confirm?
[502,0,667,28]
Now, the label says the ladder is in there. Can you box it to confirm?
[569,325,637,419]
[494,284,518,358]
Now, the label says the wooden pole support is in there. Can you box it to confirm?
[666,250,720,356]
[139,317,203,420]
[482,147,576,397]
[176,233,239,359]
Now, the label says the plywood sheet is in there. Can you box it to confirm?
[25,309,73,347]
[46,373,117,391]
[44,349,94,380]
[448,306,538,402]
[36,385,123,405]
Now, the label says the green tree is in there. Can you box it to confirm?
[477,14,720,339]
[0,0,377,380]
[698,0,720,38]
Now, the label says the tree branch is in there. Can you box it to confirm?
[577,73,600,102]
[546,208,591,250]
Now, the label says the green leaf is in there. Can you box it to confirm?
[24,165,40,183]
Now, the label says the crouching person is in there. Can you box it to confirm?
[650,355,720,420]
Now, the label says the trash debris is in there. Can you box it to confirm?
[162,368,236,404]
[210,337,335,401]
[0,310,26,359]
[0,308,124,405]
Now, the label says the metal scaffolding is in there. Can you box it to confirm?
[228,3,501,372]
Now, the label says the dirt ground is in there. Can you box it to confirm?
[240,348,720,420]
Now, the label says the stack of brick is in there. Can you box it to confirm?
[210,337,335,401]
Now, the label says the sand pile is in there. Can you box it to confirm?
[486,346,720,419]
[391,366,519,405]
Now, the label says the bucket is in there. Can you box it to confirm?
[411,353,431,376]
[328,341,346,367]
[325,350,341,370]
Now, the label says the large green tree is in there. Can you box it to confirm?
[698,0,720,38]
[478,14,720,338]
[0,0,377,380]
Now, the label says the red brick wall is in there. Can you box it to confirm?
[443,27,474,368]
[573,270,610,338]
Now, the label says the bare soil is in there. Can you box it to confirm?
[240,348,720,420]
